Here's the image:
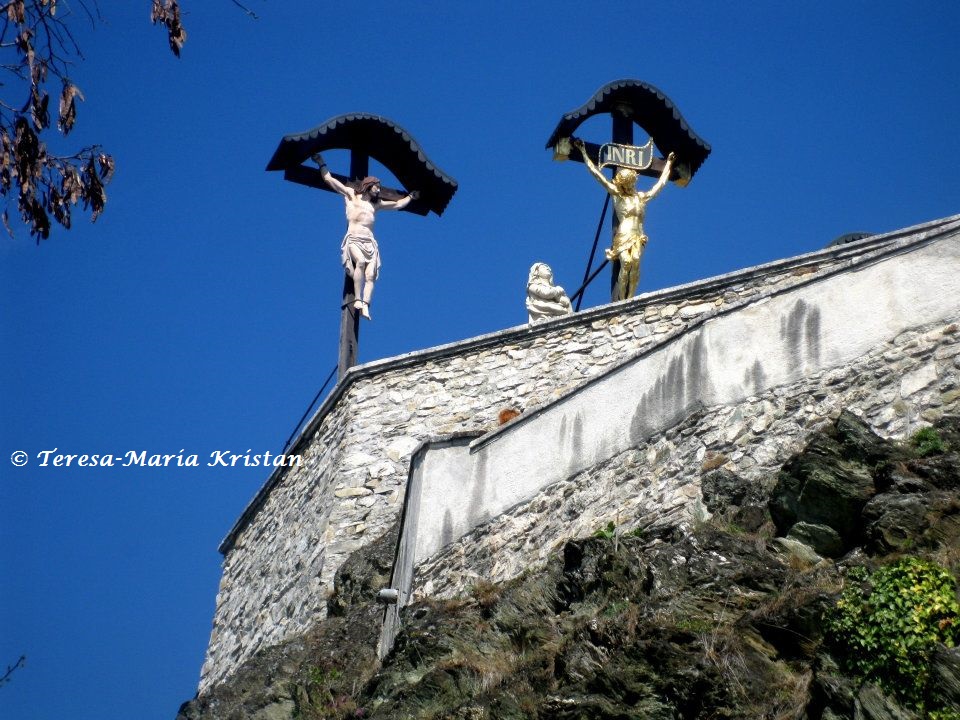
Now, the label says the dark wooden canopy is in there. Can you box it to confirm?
[545,79,711,181]
[266,113,458,217]
[828,232,874,247]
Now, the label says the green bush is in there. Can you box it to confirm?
[911,427,946,457]
[827,557,960,714]
[593,521,616,539]
[929,711,960,720]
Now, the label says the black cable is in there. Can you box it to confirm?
[283,363,338,453]
[570,258,609,305]
[575,194,610,311]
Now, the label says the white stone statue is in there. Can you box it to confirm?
[312,153,418,321]
[526,262,572,323]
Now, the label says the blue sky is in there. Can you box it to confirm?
[2,2,959,718]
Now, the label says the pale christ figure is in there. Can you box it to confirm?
[312,153,418,320]
[572,139,675,301]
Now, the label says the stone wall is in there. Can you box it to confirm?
[199,214,959,693]
[412,317,960,599]
[384,226,959,631]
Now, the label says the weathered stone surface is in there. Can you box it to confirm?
[788,521,844,558]
[370,528,807,720]
[768,417,878,547]
[679,301,713,318]
[731,504,769,533]
[861,493,929,553]
[334,486,372,498]
[901,364,938,397]
[178,532,390,720]
[931,414,960,451]
[700,468,747,513]
[906,449,960,492]
[854,684,918,720]
[772,536,823,565]
[833,409,902,466]
[929,644,960,710]
[251,700,296,720]
[813,654,856,718]
[327,523,398,617]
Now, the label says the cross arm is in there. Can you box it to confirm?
[282,165,430,216]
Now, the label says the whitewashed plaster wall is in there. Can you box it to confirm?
[199,214,960,693]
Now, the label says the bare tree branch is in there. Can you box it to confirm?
[0,1,256,241]
[0,655,26,688]
[229,0,259,20]
[0,0,116,240]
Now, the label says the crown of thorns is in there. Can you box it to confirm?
[358,176,381,194]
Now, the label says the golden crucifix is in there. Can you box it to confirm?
[573,138,675,301]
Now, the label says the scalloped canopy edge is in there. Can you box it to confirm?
[267,113,458,216]
[545,80,711,180]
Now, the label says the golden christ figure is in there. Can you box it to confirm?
[572,138,675,301]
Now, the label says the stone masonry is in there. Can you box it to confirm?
[199,214,960,693]
[413,318,960,599]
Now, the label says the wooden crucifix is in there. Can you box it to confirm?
[546,80,711,303]
[267,113,457,380]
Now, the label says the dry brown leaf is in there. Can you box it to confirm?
[58,82,84,135]
[8,0,25,24]
[151,0,187,57]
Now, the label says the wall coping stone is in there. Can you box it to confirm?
[218,212,960,554]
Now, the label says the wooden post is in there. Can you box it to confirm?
[610,111,633,301]
[338,152,369,381]
[338,272,360,381]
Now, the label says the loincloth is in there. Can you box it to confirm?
[605,232,648,264]
[341,233,381,279]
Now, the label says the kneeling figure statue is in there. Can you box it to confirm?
[526,262,572,323]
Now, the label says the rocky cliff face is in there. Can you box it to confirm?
[178,412,960,719]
